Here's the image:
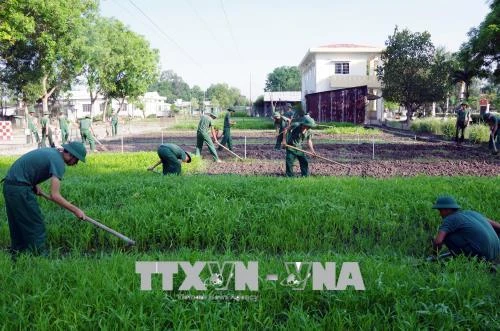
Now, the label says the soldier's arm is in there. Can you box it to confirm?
[307,138,315,154]
[432,231,447,253]
[49,176,85,219]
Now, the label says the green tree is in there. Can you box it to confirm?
[150,70,191,103]
[190,85,205,110]
[0,0,98,113]
[468,0,500,84]
[100,22,159,113]
[376,27,451,122]
[206,83,241,110]
[450,43,488,102]
[264,66,301,92]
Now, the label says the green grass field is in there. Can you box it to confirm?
[0,153,498,329]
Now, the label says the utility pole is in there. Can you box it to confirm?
[249,72,252,116]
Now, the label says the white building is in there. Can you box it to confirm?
[62,89,170,121]
[299,44,384,123]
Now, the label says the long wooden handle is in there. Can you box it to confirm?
[84,216,136,246]
[284,144,350,169]
[216,141,244,160]
[39,192,135,245]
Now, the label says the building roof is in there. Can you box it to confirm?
[263,91,302,102]
[299,43,383,69]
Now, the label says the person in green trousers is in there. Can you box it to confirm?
[148,143,192,175]
[483,112,499,155]
[27,107,40,146]
[195,112,221,162]
[219,107,236,151]
[58,112,69,144]
[455,102,471,144]
[431,196,499,262]
[40,112,50,147]
[282,115,316,177]
[1,141,87,256]
[79,115,95,152]
[110,111,119,136]
[273,112,291,150]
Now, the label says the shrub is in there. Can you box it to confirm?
[467,124,490,143]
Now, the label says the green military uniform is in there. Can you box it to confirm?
[439,210,499,261]
[59,114,69,144]
[27,111,40,144]
[157,144,189,175]
[285,120,314,177]
[40,114,49,147]
[111,113,118,136]
[273,112,290,150]
[219,108,235,151]
[484,113,499,153]
[79,117,95,151]
[2,148,66,253]
[195,114,219,161]
[455,105,470,143]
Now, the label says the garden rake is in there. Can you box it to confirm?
[284,144,351,175]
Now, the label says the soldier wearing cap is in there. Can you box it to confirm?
[282,115,316,177]
[285,103,295,119]
[455,102,471,144]
[79,115,95,152]
[273,112,290,150]
[1,141,87,255]
[148,143,192,175]
[483,112,499,155]
[27,107,40,145]
[40,111,50,147]
[110,110,119,136]
[218,107,236,151]
[431,196,500,262]
[195,112,220,162]
[58,111,70,144]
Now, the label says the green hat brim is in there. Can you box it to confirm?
[62,143,86,163]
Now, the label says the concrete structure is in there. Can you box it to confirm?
[262,91,301,117]
[62,89,170,121]
[299,44,384,123]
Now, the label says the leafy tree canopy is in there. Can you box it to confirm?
[264,66,301,92]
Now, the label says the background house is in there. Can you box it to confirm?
[299,44,384,123]
[263,91,302,117]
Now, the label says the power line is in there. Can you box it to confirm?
[219,0,243,62]
[127,0,203,70]
[185,0,225,50]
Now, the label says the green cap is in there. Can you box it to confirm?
[273,112,281,118]
[432,196,460,209]
[28,106,35,114]
[206,112,217,119]
[62,141,87,163]
[227,107,236,112]
[301,116,317,128]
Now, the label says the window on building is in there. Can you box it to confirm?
[82,104,91,113]
[335,62,349,75]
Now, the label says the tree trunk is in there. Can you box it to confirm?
[41,75,56,115]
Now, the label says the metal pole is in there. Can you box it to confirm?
[161,130,164,144]
[372,137,375,160]
[121,135,124,153]
[244,136,247,159]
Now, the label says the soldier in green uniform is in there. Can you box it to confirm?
[79,115,95,152]
[284,103,295,119]
[282,115,317,177]
[1,141,87,255]
[58,112,69,144]
[40,111,50,147]
[110,111,119,136]
[218,107,236,151]
[431,196,500,262]
[483,112,499,155]
[455,102,471,144]
[27,107,40,146]
[273,112,291,150]
[148,143,192,175]
[195,112,220,162]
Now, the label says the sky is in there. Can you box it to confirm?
[100,0,491,100]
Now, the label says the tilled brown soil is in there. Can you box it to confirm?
[100,132,500,178]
